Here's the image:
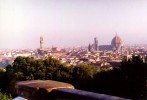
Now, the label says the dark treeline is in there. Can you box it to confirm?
[0,55,147,99]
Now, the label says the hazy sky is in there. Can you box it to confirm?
[1,0,147,49]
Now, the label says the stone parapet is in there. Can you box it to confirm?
[15,80,129,100]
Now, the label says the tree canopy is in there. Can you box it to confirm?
[0,55,146,99]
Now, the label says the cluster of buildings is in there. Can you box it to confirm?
[88,34,123,52]
[36,34,147,68]
[0,49,37,67]
[1,34,147,68]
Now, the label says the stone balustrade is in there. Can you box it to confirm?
[15,80,130,100]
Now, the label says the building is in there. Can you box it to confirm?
[111,34,123,51]
[40,36,44,49]
[88,37,98,52]
[94,37,98,51]
[99,45,113,51]
[99,34,123,51]
[88,43,92,52]
[38,36,48,56]
[52,47,61,52]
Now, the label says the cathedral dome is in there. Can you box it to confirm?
[111,34,122,45]
[111,34,123,50]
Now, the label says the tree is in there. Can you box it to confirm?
[0,92,10,100]
[71,64,96,90]
[120,55,147,99]
[4,55,147,99]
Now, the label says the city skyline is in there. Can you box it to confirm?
[1,0,147,49]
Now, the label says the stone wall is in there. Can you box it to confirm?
[15,80,129,100]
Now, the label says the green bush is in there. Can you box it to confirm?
[0,92,10,100]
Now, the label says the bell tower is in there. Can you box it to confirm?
[40,36,44,49]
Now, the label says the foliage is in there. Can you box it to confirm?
[120,55,147,99]
[0,55,146,99]
[0,67,6,72]
[0,92,10,100]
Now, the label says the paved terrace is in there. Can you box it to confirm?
[15,80,130,100]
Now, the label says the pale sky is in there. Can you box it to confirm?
[1,0,147,49]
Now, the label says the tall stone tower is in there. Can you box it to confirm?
[94,37,98,51]
[40,36,44,49]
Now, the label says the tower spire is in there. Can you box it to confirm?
[88,42,91,52]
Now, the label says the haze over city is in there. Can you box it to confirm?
[1,0,147,49]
